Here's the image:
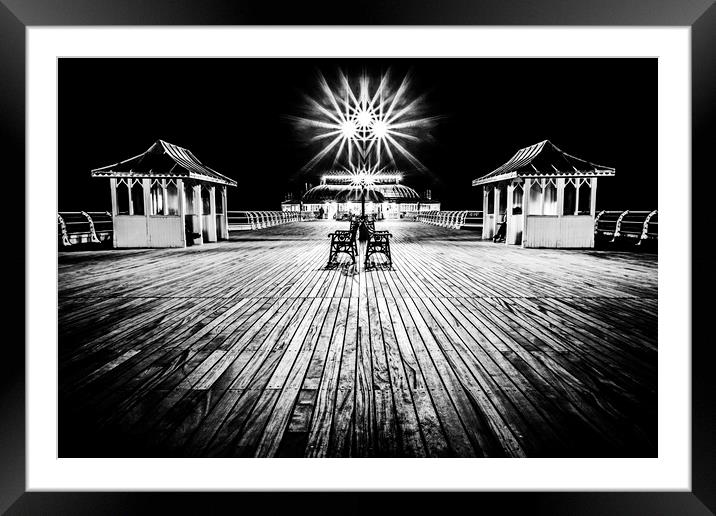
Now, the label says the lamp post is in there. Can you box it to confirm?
[354,172,372,241]
[359,176,367,218]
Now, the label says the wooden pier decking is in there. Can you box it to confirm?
[58,220,657,458]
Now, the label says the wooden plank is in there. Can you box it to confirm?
[59,220,658,458]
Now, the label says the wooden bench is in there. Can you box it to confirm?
[327,219,359,265]
[416,210,475,230]
[364,219,393,269]
[595,210,658,245]
[58,211,113,247]
[461,211,484,231]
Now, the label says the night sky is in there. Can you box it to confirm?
[58,58,656,212]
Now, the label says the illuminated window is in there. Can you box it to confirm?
[543,180,558,215]
[528,181,542,215]
[184,183,194,214]
[166,180,179,215]
[512,184,523,215]
[150,180,164,215]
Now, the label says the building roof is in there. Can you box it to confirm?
[301,183,424,204]
[91,140,237,187]
[472,140,615,186]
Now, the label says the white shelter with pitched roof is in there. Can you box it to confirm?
[472,140,615,248]
[91,140,237,248]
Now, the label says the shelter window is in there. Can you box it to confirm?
[577,179,592,215]
[184,183,194,214]
[498,186,507,215]
[116,179,130,215]
[512,184,523,215]
[486,187,495,214]
[150,179,180,216]
[215,189,224,214]
[166,180,179,215]
[130,179,144,216]
[528,180,542,215]
[201,186,211,215]
[543,179,558,215]
[563,179,578,215]
[150,180,164,215]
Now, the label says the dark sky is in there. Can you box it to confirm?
[58,58,656,212]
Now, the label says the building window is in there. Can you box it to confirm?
[528,181,542,215]
[498,186,507,215]
[116,179,130,215]
[486,187,495,214]
[215,188,224,214]
[543,179,558,215]
[166,180,179,215]
[130,179,144,215]
[184,182,194,214]
[563,179,577,215]
[201,186,211,215]
[150,180,164,215]
[512,184,523,215]
[577,179,592,215]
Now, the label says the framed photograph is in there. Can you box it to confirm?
[4,0,714,513]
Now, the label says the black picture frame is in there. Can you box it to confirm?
[3,1,714,514]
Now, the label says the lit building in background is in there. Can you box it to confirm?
[281,172,440,219]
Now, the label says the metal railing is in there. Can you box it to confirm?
[227,210,301,231]
[58,211,113,247]
[415,210,483,230]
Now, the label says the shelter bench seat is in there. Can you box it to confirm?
[58,211,113,247]
[416,210,470,229]
[595,210,658,245]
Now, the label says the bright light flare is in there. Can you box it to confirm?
[340,120,357,138]
[294,69,437,171]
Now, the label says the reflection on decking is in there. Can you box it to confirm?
[58,220,657,457]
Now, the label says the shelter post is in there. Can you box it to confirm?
[493,185,500,236]
[142,179,151,220]
[590,178,598,216]
[482,186,490,239]
[506,182,514,244]
[109,178,118,247]
[219,186,229,240]
[206,186,218,243]
[177,179,187,247]
[192,184,204,245]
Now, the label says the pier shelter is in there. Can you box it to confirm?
[472,140,615,248]
[91,140,237,248]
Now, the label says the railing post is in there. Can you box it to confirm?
[613,210,629,241]
[57,214,71,247]
[594,210,605,234]
[638,210,657,245]
[81,211,101,243]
